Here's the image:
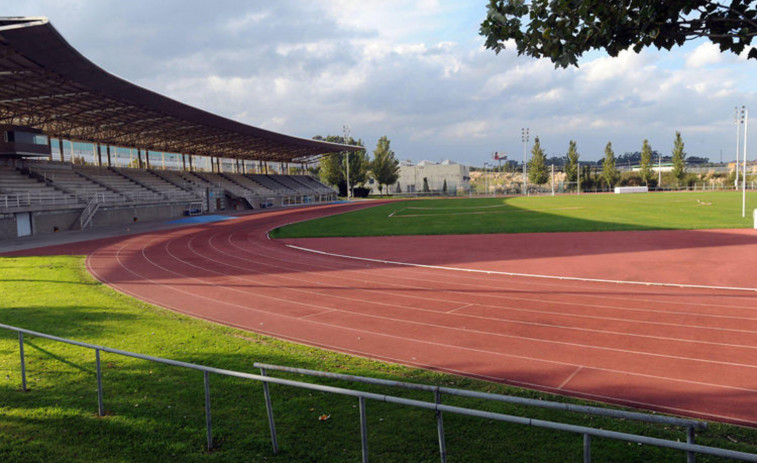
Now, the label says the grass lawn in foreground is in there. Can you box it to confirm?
[0,256,756,462]
[271,191,757,238]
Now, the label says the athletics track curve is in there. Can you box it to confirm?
[17,202,757,427]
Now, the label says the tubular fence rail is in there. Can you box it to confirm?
[2,322,756,463]
[0,192,80,209]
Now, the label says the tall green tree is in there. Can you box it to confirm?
[370,136,400,195]
[565,140,580,184]
[314,135,369,196]
[601,142,619,188]
[528,136,549,184]
[639,139,654,185]
[480,0,757,68]
[671,131,687,182]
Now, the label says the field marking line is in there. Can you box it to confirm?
[285,244,757,293]
[558,365,584,389]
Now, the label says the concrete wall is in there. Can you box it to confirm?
[0,213,15,239]
[367,163,471,195]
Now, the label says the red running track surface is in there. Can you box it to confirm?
[12,202,757,427]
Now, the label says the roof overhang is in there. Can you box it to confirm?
[0,17,361,163]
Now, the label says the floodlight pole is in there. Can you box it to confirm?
[658,152,662,189]
[577,162,580,195]
[742,106,748,218]
[735,106,741,190]
[343,125,351,199]
[522,128,529,196]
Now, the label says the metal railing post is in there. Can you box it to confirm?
[359,396,369,463]
[95,349,104,416]
[435,389,447,463]
[687,427,696,463]
[18,332,27,391]
[583,433,591,463]
[204,371,212,450]
[259,367,279,454]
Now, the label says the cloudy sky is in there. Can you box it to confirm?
[7,0,757,164]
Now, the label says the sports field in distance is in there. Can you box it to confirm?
[271,191,757,239]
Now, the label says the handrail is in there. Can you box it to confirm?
[252,363,706,429]
[2,323,755,462]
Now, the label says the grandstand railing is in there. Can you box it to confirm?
[3,323,756,462]
[0,192,80,210]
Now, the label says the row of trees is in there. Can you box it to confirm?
[315,135,401,196]
[527,132,688,188]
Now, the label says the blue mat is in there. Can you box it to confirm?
[168,215,239,224]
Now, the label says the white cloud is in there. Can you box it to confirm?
[686,42,722,68]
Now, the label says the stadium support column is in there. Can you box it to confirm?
[106,145,112,167]
[145,150,151,169]
[137,149,143,169]
[58,138,64,162]
[97,144,103,166]
[182,154,187,171]
[188,155,194,172]
[47,137,53,161]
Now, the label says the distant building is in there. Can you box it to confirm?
[366,159,470,194]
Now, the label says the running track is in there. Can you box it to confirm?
[12,202,757,427]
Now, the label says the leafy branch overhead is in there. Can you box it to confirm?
[480,0,757,67]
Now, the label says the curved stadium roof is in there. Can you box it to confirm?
[0,17,360,162]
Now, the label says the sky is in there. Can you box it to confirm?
[6,0,757,165]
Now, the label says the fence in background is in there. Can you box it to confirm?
[3,322,756,463]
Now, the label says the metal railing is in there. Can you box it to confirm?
[2,322,756,463]
[0,192,80,210]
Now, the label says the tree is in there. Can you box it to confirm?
[639,139,654,185]
[422,177,430,192]
[370,136,400,195]
[480,0,757,68]
[671,131,687,182]
[528,136,549,184]
[314,135,369,196]
[601,142,619,188]
[442,178,448,193]
[565,140,580,184]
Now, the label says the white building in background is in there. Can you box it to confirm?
[366,159,471,195]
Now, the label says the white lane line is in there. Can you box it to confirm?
[558,366,584,390]
[286,244,757,293]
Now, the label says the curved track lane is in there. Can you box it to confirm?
[62,203,757,426]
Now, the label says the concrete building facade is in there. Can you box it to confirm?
[366,160,470,195]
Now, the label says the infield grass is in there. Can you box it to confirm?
[271,191,757,238]
[2,256,756,462]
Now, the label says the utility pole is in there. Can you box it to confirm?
[343,124,351,199]
[521,128,529,195]
[577,162,581,195]
[658,151,662,189]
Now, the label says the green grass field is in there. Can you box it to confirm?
[271,191,757,238]
[2,256,756,462]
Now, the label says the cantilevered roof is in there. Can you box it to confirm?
[0,17,360,162]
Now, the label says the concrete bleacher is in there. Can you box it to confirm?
[74,165,164,203]
[293,175,336,194]
[0,166,79,209]
[221,173,276,196]
[246,174,297,195]
[190,171,255,198]
[27,162,122,204]
[2,159,337,239]
[114,168,199,202]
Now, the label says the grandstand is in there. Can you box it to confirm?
[0,17,354,239]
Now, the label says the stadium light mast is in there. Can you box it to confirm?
[343,124,351,199]
[740,106,748,218]
[735,106,742,189]
[521,128,529,195]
